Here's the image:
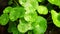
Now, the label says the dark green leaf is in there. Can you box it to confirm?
[32,16,47,34]
[0,14,9,25]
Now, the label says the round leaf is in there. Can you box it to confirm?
[24,11,37,22]
[3,7,12,13]
[37,5,48,15]
[32,16,47,34]
[0,14,9,25]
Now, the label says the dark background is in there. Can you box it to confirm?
[0,0,60,34]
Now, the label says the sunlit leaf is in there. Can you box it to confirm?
[24,11,37,22]
[19,0,38,11]
[51,10,60,27]
[37,5,48,15]
[32,16,47,34]
[17,19,33,33]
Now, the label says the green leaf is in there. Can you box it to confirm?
[37,5,48,15]
[28,31,33,34]
[24,11,37,22]
[48,0,60,7]
[9,7,25,21]
[51,10,60,27]
[19,0,38,11]
[8,22,21,34]
[8,0,13,5]
[57,13,60,21]
[3,7,12,13]
[0,14,9,25]
[17,19,33,33]
[37,0,45,2]
[32,16,47,34]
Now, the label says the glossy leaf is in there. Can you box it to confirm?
[37,5,48,15]
[0,14,9,25]
[51,10,60,27]
[24,11,37,22]
[9,7,25,21]
[3,7,12,13]
[32,16,47,34]
[17,19,33,33]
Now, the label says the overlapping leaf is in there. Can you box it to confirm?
[24,11,37,22]
[17,19,33,33]
[9,7,25,21]
[19,0,38,11]
[32,16,47,34]
[0,14,9,25]
[8,22,21,34]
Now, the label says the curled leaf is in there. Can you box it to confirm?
[51,10,60,27]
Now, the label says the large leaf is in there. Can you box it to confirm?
[32,16,47,34]
[17,19,33,33]
[37,5,48,15]
[24,11,37,22]
[0,14,9,25]
[51,10,60,27]
[9,7,25,21]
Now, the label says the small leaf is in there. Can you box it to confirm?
[8,0,13,5]
[3,7,12,13]
[32,16,47,34]
[8,22,21,34]
[51,10,60,27]
[37,5,48,15]
[17,19,33,33]
[0,14,9,25]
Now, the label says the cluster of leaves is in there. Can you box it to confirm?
[0,0,60,34]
